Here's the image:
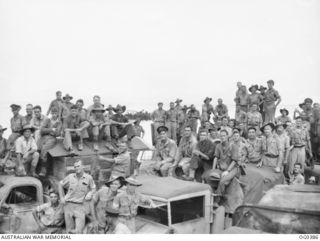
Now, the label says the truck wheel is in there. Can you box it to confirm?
[212,206,225,234]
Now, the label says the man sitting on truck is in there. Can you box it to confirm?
[32,191,64,234]
[62,104,90,155]
[15,125,40,177]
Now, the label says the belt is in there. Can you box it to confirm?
[154,121,165,123]
[168,121,177,123]
[66,201,83,205]
[294,145,305,148]
[265,154,279,158]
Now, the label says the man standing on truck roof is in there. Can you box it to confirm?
[62,104,90,155]
[113,177,156,233]
[32,191,64,234]
[263,80,281,123]
[151,102,166,145]
[39,107,62,177]
[15,125,40,177]
[61,94,74,121]
[59,160,96,234]
[46,91,64,120]
[186,104,200,133]
[165,102,179,141]
[8,104,24,149]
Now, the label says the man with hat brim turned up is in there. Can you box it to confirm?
[110,104,137,143]
[38,107,62,176]
[248,84,264,107]
[172,125,197,180]
[247,103,263,136]
[294,98,314,131]
[113,177,156,233]
[287,116,312,181]
[8,104,24,149]
[46,91,64,120]
[258,86,267,121]
[275,122,290,175]
[263,80,281,123]
[165,102,179,142]
[58,160,96,234]
[141,126,177,176]
[61,94,74,121]
[62,104,90,155]
[201,97,214,126]
[98,142,131,178]
[257,123,283,173]
[214,98,229,121]
[189,129,216,182]
[276,108,291,124]
[15,125,40,177]
[186,104,200,133]
[91,176,125,234]
[105,207,131,234]
[151,102,166,145]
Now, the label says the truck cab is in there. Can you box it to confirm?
[0,176,46,233]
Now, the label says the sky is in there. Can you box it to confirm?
[0,0,319,136]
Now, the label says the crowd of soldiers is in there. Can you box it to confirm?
[0,79,319,234]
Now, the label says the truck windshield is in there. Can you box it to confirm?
[170,196,204,224]
[6,186,37,204]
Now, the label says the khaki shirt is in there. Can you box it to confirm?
[215,104,228,117]
[151,109,166,123]
[10,114,24,132]
[154,138,177,162]
[215,142,232,171]
[31,115,48,129]
[40,117,62,137]
[36,202,64,227]
[261,134,283,157]
[60,173,96,203]
[276,115,292,124]
[15,136,37,155]
[290,127,310,146]
[113,191,152,217]
[264,88,280,104]
[176,136,197,161]
[22,114,33,126]
[187,110,200,120]
[244,138,263,163]
[165,109,178,123]
[248,93,263,106]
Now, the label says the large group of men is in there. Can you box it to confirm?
[0,79,319,234]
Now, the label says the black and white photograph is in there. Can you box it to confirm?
[0,0,319,238]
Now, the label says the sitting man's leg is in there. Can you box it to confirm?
[178,157,191,177]
[160,162,173,177]
[40,136,56,176]
[216,167,239,196]
[24,152,40,177]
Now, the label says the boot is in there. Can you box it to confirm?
[30,165,39,178]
